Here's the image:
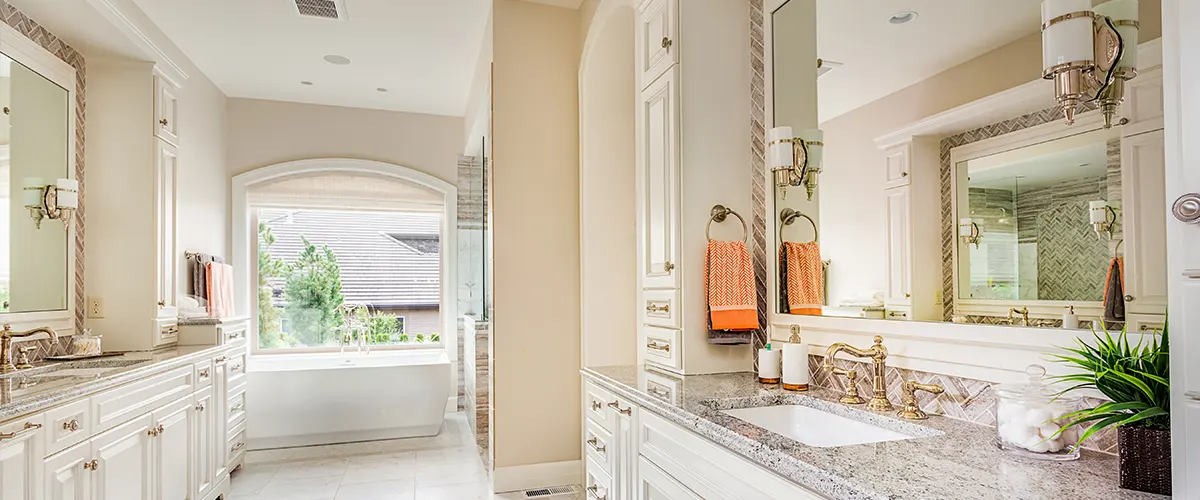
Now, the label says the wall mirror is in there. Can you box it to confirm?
[766,0,1166,332]
[0,45,74,317]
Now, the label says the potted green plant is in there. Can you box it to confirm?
[1051,324,1170,495]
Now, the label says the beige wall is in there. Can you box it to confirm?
[176,71,229,290]
[816,2,1162,303]
[226,99,464,183]
[580,3,637,369]
[491,0,582,470]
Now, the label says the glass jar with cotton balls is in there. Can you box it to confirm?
[994,364,1083,461]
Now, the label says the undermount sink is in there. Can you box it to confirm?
[722,405,917,448]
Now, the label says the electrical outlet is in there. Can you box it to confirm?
[88,297,105,318]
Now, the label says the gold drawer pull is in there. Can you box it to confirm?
[586,437,606,453]
[199,368,210,378]
[62,419,80,432]
[646,341,670,352]
[607,401,632,416]
[231,403,246,414]
[0,422,42,441]
[231,442,246,452]
[590,401,603,411]
[587,485,608,500]
[645,303,670,313]
[231,363,244,373]
[647,386,671,399]
[214,356,227,364]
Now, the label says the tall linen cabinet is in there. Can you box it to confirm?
[634,0,752,375]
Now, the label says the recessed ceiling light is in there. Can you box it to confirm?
[300,81,314,86]
[889,11,918,25]
[324,54,352,65]
[376,87,389,93]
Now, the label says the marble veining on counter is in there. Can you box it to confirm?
[583,365,1166,500]
[178,317,223,326]
[0,344,230,422]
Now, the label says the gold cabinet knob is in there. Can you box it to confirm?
[62,419,80,432]
[159,118,169,126]
[1124,294,1134,302]
[661,37,673,49]
[590,401,602,411]
[83,459,99,471]
[157,301,166,307]
[663,261,675,272]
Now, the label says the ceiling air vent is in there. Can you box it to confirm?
[294,0,347,20]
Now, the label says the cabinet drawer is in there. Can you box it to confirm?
[228,385,247,427]
[584,381,616,432]
[222,324,248,344]
[642,289,680,329]
[1126,314,1166,334]
[227,352,247,384]
[228,420,247,461]
[639,456,702,500]
[92,365,192,432]
[638,411,824,500]
[585,456,614,500]
[156,321,179,347]
[584,419,615,476]
[194,360,214,389]
[637,0,678,88]
[45,399,91,455]
[641,326,681,372]
[641,368,681,406]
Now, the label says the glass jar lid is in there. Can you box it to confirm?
[993,364,1082,404]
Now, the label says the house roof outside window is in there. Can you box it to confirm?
[260,208,441,309]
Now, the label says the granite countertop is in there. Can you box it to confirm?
[584,365,1167,500]
[0,344,231,422]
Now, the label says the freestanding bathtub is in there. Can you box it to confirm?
[246,349,451,450]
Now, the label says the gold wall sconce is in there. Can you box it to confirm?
[959,218,981,249]
[1041,0,1139,127]
[767,126,824,201]
[1089,200,1119,239]
[22,177,78,230]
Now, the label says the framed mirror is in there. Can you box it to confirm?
[0,24,78,330]
[765,0,1165,332]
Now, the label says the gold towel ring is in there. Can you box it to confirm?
[779,208,818,244]
[707,205,749,242]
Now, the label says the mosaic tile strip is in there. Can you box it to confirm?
[748,0,768,370]
[807,354,1117,453]
[0,1,86,332]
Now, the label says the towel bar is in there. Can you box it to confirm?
[706,205,749,242]
[779,208,818,244]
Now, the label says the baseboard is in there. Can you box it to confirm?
[446,395,460,413]
[493,460,582,493]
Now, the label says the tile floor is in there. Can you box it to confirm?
[230,413,581,500]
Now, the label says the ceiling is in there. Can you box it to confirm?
[968,138,1112,192]
[129,0,491,116]
[810,0,1044,121]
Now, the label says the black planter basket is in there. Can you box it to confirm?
[1118,426,1172,495]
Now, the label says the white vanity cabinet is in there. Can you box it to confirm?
[881,138,941,322]
[1121,128,1169,319]
[582,377,824,500]
[634,0,752,375]
[0,347,240,500]
[0,414,46,500]
[85,61,184,352]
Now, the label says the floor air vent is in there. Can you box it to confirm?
[294,0,345,20]
[523,485,581,498]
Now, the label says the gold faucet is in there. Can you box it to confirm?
[1008,307,1030,326]
[0,324,59,374]
[896,380,944,420]
[823,335,892,411]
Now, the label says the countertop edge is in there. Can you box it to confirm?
[581,368,885,500]
[1,344,236,423]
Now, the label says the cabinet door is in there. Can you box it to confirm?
[615,401,638,500]
[212,356,231,479]
[883,145,911,189]
[637,457,700,500]
[1122,130,1168,315]
[1121,67,1164,137]
[44,441,90,500]
[193,389,215,498]
[152,399,193,500]
[637,0,678,88]
[92,414,153,500]
[884,187,911,306]
[154,75,180,147]
[0,418,44,500]
[154,141,179,321]
[638,68,681,289]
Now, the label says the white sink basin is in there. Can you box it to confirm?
[722,405,916,448]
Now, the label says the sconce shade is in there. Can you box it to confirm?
[959,218,975,237]
[56,178,78,209]
[1042,0,1094,69]
[768,126,795,168]
[1089,200,1110,223]
[799,129,823,170]
[22,177,45,208]
[1095,0,1139,69]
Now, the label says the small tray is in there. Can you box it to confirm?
[44,352,127,361]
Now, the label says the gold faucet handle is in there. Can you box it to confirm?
[897,380,944,420]
[15,345,38,369]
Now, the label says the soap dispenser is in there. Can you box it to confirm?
[1062,306,1079,330]
[782,326,809,391]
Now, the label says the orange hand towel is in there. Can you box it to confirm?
[782,241,823,315]
[206,262,235,318]
[705,239,758,332]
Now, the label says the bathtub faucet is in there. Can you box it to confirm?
[339,328,371,355]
